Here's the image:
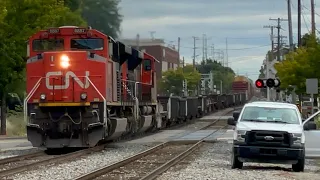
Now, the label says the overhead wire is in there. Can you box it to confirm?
[178,44,270,51]
[301,0,311,32]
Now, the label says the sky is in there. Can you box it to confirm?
[118,0,319,81]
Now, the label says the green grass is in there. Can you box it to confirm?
[5,107,26,137]
[316,119,320,130]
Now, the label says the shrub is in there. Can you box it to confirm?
[6,105,26,137]
[316,118,320,129]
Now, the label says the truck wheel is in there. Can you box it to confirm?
[292,158,305,172]
[231,150,243,169]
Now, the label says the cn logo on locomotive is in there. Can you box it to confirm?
[45,71,90,90]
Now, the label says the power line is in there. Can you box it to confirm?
[301,1,320,17]
[178,44,270,50]
[192,36,199,69]
[301,5,310,32]
[169,36,269,42]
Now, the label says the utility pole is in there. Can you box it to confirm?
[311,0,316,36]
[182,56,185,72]
[136,33,140,50]
[225,38,228,67]
[263,25,275,101]
[269,18,288,61]
[205,36,208,60]
[211,44,214,60]
[192,36,198,70]
[266,54,270,101]
[202,34,206,62]
[177,37,180,66]
[287,0,294,51]
[298,0,301,46]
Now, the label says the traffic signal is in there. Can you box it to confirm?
[255,79,264,88]
[255,78,281,88]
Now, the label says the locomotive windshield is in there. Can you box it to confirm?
[71,38,104,50]
[32,39,64,51]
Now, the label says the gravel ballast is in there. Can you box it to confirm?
[4,143,157,180]
[158,141,320,180]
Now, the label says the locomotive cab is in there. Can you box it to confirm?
[25,26,110,148]
[25,26,159,149]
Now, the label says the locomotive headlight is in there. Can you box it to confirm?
[80,93,87,100]
[60,55,70,68]
[40,94,46,100]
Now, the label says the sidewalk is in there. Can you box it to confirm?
[0,135,27,140]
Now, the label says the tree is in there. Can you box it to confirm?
[0,0,85,135]
[275,33,320,95]
[65,0,123,38]
[159,69,185,95]
[196,59,235,93]
[181,65,201,93]
[158,66,201,96]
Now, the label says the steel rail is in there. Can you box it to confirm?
[140,124,229,180]
[75,108,234,180]
[0,151,44,165]
[0,145,106,178]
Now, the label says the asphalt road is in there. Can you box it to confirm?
[0,138,32,151]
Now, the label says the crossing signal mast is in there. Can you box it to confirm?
[255,78,281,100]
[255,78,281,88]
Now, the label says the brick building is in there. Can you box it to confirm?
[121,38,180,82]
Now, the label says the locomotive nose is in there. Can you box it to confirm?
[42,51,89,102]
[43,51,87,69]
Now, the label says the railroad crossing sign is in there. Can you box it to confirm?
[306,78,318,94]
[306,78,318,114]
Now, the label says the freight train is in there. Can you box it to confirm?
[231,76,255,100]
[24,26,249,150]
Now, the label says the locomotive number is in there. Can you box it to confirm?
[48,29,60,34]
[74,28,86,33]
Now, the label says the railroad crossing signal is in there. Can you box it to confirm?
[200,79,205,88]
[255,78,281,88]
[182,79,188,96]
[206,79,210,89]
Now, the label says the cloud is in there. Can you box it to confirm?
[118,0,318,80]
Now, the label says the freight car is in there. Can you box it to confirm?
[157,92,248,126]
[24,26,249,150]
[231,76,255,100]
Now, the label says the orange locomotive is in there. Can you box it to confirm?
[24,26,159,149]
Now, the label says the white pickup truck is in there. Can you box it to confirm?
[228,101,320,172]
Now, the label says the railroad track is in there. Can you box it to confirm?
[74,112,231,180]
[0,145,106,178]
[0,106,238,179]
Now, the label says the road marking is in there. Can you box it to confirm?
[217,137,234,141]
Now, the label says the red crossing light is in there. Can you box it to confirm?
[255,79,264,88]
